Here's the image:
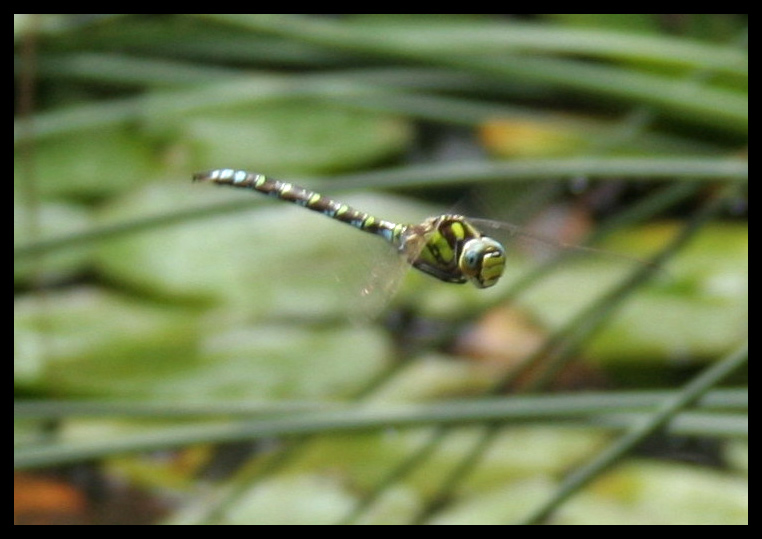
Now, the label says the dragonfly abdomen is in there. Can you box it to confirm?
[193,169,406,246]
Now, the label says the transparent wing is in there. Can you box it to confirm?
[467,217,649,268]
[353,245,410,321]
[353,225,441,321]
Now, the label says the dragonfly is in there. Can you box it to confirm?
[193,169,507,289]
[192,169,639,291]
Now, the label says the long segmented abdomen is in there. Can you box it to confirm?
[193,169,407,246]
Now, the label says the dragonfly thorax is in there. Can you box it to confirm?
[401,215,506,289]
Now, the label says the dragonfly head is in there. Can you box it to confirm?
[459,237,506,288]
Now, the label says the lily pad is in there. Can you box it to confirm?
[13,125,157,199]
[181,100,413,176]
[520,221,748,364]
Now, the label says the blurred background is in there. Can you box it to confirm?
[14,14,747,525]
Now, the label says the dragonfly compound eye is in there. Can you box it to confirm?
[459,237,506,288]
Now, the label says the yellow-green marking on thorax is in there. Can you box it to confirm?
[400,215,506,288]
